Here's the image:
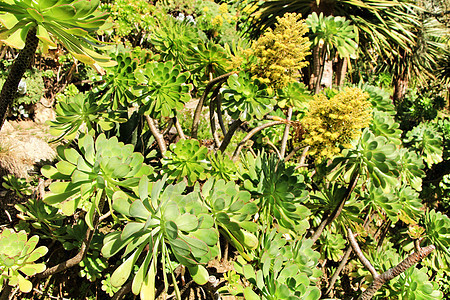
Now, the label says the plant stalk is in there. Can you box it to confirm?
[310,172,359,244]
[232,121,284,161]
[314,42,328,95]
[356,244,435,299]
[191,72,235,139]
[0,27,39,130]
[37,193,106,278]
[218,119,243,152]
[280,107,293,158]
[145,115,167,154]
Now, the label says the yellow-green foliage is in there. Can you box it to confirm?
[302,87,372,160]
[250,13,311,89]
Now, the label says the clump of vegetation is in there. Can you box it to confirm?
[302,87,372,160]
[249,13,311,89]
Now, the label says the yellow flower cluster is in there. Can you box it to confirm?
[250,13,311,89]
[219,3,228,14]
[212,14,224,27]
[301,87,372,160]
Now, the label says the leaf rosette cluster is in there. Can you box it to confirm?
[0,0,114,66]
[134,60,192,118]
[103,177,219,298]
[42,133,152,228]
[162,139,210,186]
[0,229,48,293]
[222,72,275,121]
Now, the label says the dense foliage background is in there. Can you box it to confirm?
[0,0,450,299]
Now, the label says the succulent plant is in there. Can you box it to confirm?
[15,197,67,240]
[238,153,310,231]
[395,186,423,224]
[329,129,400,192]
[149,13,201,65]
[42,133,152,228]
[1,174,32,198]
[99,50,142,109]
[306,12,358,60]
[318,229,347,262]
[222,72,275,121]
[200,178,258,258]
[134,60,192,118]
[363,186,403,223]
[424,209,450,260]
[162,138,210,185]
[370,109,402,145]
[0,229,48,293]
[392,267,443,299]
[276,81,312,110]
[362,84,396,114]
[79,251,108,282]
[0,0,114,66]
[48,93,126,141]
[233,229,321,300]
[102,176,219,298]
[185,41,230,86]
[398,148,426,191]
[208,150,238,181]
[404,122,443,168]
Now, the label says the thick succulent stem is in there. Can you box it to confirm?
[37,194,106,278]
[173,116,185,140]
[314,42,328,95]
[232,121,284,161]
[191,72,235,139]
[311,172,359,244]
[0,27,39,130]
[145,115,167,154]
[280,107,293,158]
[218,119,243,153]
[354,235,435,300]
[0,282,12,300]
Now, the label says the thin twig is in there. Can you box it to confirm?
[37,195,106,278]
[299,146,310,165]
[232,121,284,161]
[265,140,282,160]
[325,246,353,297]
[145,115,167,154]
[280,107,293,158]
[326,212,373,297]
[111,281,132,300]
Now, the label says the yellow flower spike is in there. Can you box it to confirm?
[301,87,372,161]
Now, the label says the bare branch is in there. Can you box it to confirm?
[358,244,435,300]
[232,121,284,161]
[310,172,360,244]
[347,228,379,278]
[191,71,236,139]
[218,119,244,153]
[173,116,185,140]
[145,115,167,154]
[280,107,293,158]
